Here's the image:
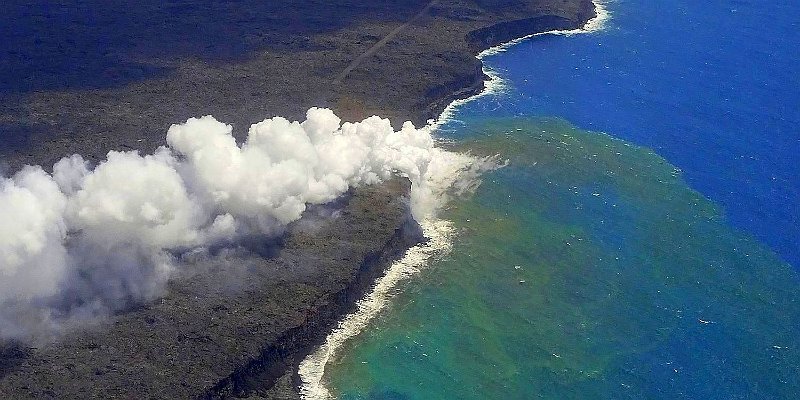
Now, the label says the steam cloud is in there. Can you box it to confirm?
[0,108,483,341]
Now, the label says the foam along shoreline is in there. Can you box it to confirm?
[433,0,610,130]
[298,219,455,399]
[478,0,610,58]
[297,1,609,398]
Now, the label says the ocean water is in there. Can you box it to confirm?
[466,0,800,267]
[318,1,800,398]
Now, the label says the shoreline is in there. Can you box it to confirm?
[298,219,456,399]
[297,2,608,398]
[0,1,600,398]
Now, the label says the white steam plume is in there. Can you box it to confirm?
[0,108,483,341]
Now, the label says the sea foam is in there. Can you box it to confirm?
[478,0,611,58]
[298,218,454,399]
[434,1,610,129]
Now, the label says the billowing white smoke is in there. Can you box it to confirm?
[0,167,69,302]
[0,108,481,340]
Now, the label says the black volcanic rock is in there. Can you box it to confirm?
[466,12,592,51]
[0,0,596,171]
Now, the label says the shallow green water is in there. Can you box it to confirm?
[325,118,800,399]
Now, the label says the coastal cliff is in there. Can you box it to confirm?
[0,0,596,398]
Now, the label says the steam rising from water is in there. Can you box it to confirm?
[0,108,480,341]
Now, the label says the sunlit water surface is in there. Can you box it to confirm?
[323,1,800,398]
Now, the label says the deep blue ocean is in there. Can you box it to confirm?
[324,1,800,398]
[460,0,800,268]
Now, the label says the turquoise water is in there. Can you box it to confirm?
[324,1,800,398]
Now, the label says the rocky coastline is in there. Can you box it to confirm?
[0,0,595,398]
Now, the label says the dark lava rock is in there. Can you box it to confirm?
[0,0,595,172]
